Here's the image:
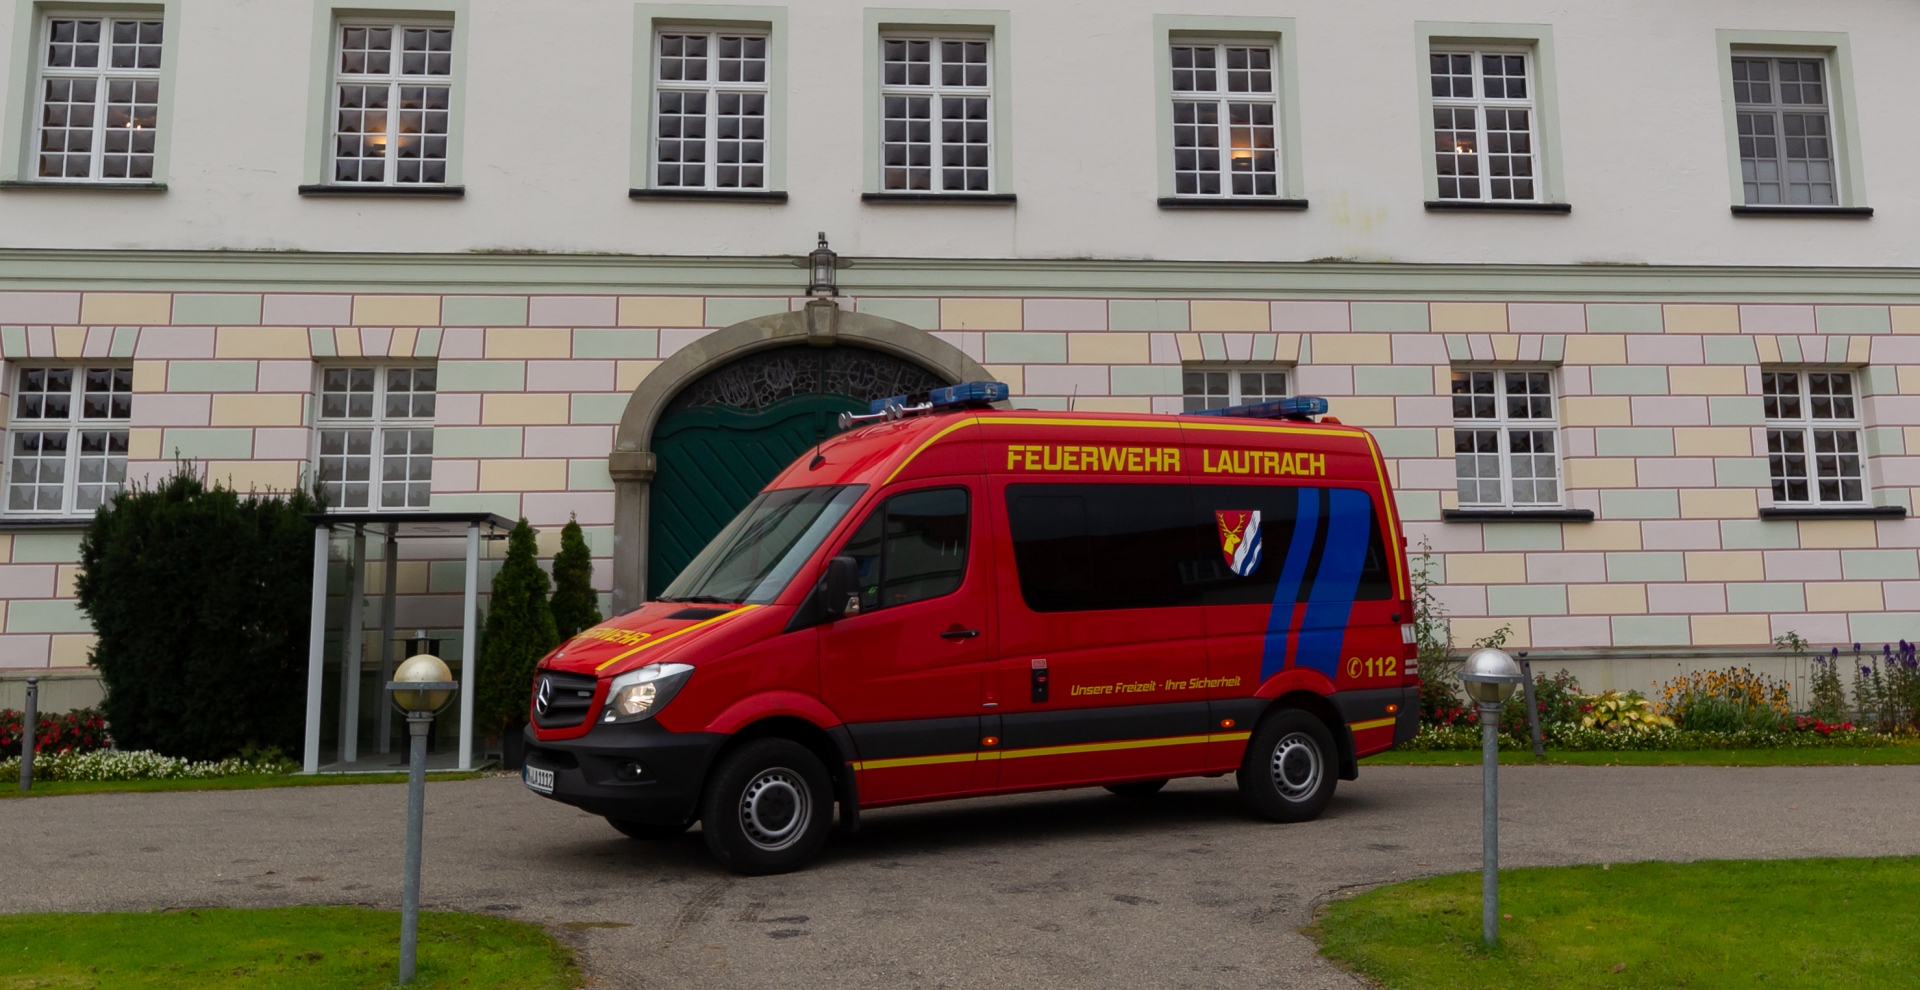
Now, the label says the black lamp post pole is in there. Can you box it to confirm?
[17,677,36,792]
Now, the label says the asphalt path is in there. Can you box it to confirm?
[6,765,1920,988]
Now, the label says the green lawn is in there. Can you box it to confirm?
[1364,746,1920,767]
[1,771,489,799]
[1311,857,1920,990]
[0,906,579,989]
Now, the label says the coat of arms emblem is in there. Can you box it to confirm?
[1215,509,1263,576]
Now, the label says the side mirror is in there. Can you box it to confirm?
[820,556,861,621]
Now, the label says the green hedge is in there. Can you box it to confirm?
[76,472,320,761]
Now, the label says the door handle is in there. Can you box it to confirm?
[940,628,980,639]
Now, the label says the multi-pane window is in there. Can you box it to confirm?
[1452,370,1559,507]
[654,32,769,190]
[5,367,132,514]
[1732,56,1836,206]
[880,36,991,192]
[1170,41,1281,197]
[331,23,453,185]
[316,367,436,510]
[1763,370,1864,505]
[1430,50,1537,202]
[34,15,163,180]
[1182,367,1289,412]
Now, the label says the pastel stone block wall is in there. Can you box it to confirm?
[1,290,1919,673]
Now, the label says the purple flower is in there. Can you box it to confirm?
[1863,666,1873,676]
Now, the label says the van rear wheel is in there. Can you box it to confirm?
[1237,709,1337,823]
[700,738,834,875]
[1105,780,1168,798]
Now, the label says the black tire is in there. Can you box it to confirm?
[700,738,834,875]
[1237,709,1338,823]
[1105,779,1169,799]
[606,816,690,841]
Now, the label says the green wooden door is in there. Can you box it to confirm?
[648,392,867,598]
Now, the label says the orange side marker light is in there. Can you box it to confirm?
[981,736,1000,747]
[1385,704,1399,714]
[1219,719,1235,729]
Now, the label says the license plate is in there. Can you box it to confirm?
[523,764,554,795]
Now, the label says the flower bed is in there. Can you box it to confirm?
[0,749,295,782]
[0,708,112,755]
[1402,722,1905,752]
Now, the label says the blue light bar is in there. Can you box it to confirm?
[867,380,1009,414]
[1184,396,1330,421]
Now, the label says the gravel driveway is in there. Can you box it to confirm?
[7,765,1919,988]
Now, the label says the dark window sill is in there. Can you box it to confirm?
[1731,205,1873,217]
[630,188,787,202]
[1425,200,1571,214]
[861,192,1016,204]
[0,180,165,192]
[1443,508,1595,522]
[1158,197,1308,210]
[1759,505,1905,520]
[298,184,465,198]
[0,517,94,530]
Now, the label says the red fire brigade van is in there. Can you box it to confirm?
[523,384,1418,874]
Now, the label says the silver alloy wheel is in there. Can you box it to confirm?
[1269,731,1323,802]
[738,767,810,851]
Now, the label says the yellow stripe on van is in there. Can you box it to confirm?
[849,730,1255,772]
[592,604,759,672]
[1348,716,1397,732]
[881,416,981,485]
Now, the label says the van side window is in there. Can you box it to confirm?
[1007,484,1209,612]
[1190,485,1392,605]
[838,487,970,612]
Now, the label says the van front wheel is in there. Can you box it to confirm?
[1237,710,1337,823]
[700,738,834,875]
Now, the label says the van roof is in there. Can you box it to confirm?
[767,407,1389,492]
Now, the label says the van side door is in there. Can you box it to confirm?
[987,480,1214,791]
[819,481,995,804]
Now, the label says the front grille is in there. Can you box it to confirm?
[532,671,598,729]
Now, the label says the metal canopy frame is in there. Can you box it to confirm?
[302,511,514,774]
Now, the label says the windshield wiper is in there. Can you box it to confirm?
[665,595,740,605]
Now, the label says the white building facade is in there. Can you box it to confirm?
[3,0,1918,710]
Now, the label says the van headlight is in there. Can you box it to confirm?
[601,663,695,723]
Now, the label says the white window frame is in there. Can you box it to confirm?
[313,365,437,511]
[1182,365,1291,412]
[1429,46,1540,203]
[4,365,132,516]
[1731,52,1839,207]
[1763,368,1866,507]
[31,10,164,182]
[878,32,994,193]
[650,29,771,191]
[1452,367,1562,509]
[1167,38,1283,200]
[327,19,455,186]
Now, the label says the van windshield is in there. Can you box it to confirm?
[657,485,867,605]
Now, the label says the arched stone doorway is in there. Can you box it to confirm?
[607,302,993,611]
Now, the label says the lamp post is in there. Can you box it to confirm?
[386,654,457,985]
[1460,647,1524,946]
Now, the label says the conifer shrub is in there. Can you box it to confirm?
[75,471,320,761]
[549,515,602,639]
[475,519,558,733]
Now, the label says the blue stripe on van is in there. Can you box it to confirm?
[1260,488,1321,681]
[1292,488,1370,679]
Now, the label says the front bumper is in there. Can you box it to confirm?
[522,719,725,827]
